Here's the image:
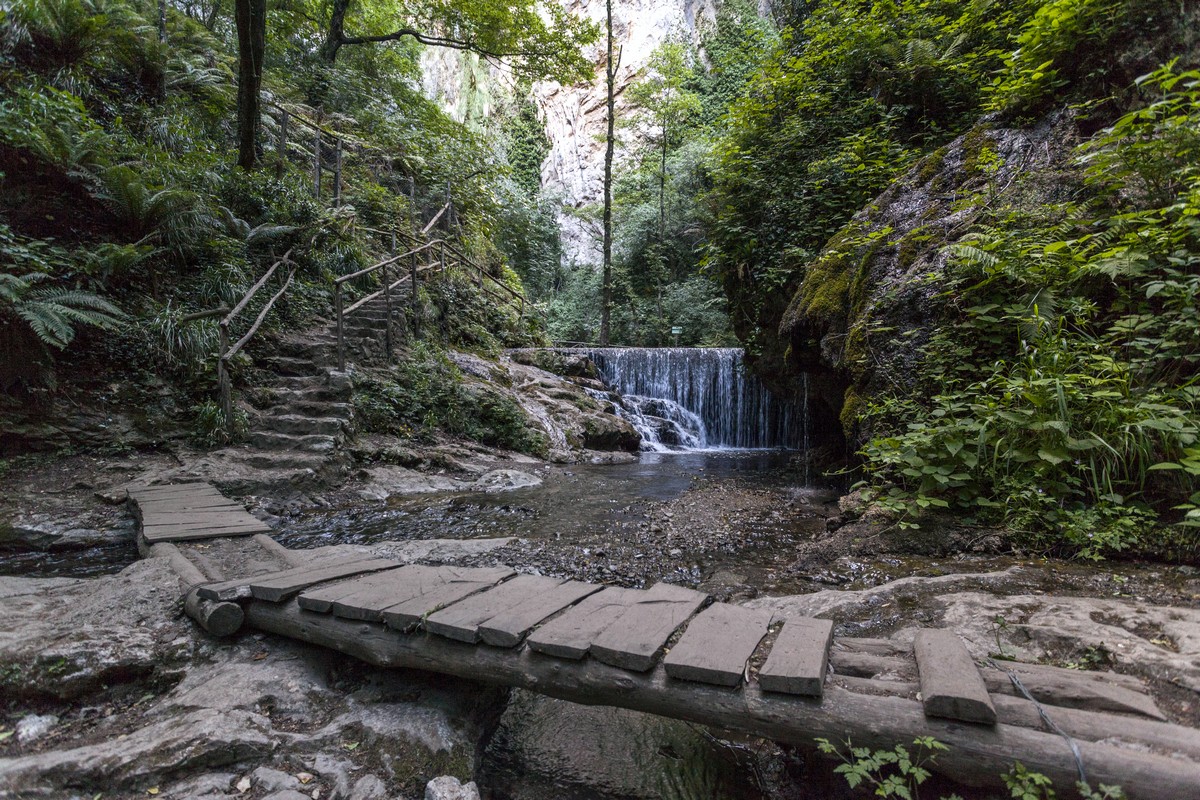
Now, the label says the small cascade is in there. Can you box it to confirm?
[586,348,805,451]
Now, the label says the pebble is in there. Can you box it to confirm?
[16,714,58,744]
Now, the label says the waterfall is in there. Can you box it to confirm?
[586,348,805,451]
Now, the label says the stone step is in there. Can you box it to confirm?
[257,355,324,377]
[273,338,337,360]
[250,431,338,453]
[232,451,327,471]
[268,400,353,419]
[267,385,351,405]
[261,414,347,436]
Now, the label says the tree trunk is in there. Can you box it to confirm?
[320,0,350,62]
[600,0,615,346]
[235,0,267,170]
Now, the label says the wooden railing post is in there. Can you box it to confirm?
[335,282,344,371]
[276,109,289,179]
[410,249,419,337]
[313,126,322,200]
[383,261,393,359]
[218,322,233,437]
[333,138,343,207]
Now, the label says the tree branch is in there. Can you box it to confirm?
[337,27,555,61]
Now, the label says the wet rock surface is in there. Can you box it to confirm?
[0,564,506,798]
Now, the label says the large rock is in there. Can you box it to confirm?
[777,112,1081,445]
[0,567,508,798]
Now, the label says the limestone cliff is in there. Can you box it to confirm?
[420,0,726,265]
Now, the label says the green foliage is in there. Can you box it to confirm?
[188,399,247,446]
[706,0,1040,357]
[1002,762,1126,800]
[857,64,1200,558]
[985,0,1176,118]
[353,344,547,456]
[816,736,955,800]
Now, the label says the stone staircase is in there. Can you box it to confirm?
[212,294,408,485]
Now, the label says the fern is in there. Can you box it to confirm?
[1,272,124,349]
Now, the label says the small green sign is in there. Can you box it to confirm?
[670,326,683,335]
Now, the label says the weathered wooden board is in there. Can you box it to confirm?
[143,513,266,527]
[479,580,604,647]
[139,497,239,510]
[143,525,267,543]
[298,564,431,614]
[758,617,834,697]
[250,559,402,602]
[914,629,996,725]
[300,565,514,621]
[198,558,399,602]
[663,603,772,687]
[131,485,226,500]
[130,482,273,543]
[425,574,564,643]
[381,568,517,630]
[525,587,643,659]
[590,583,708,672]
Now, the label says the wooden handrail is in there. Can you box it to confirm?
[223,250,292,326]
[421,202,451,235]
[226,268,295,361]
[180,306,230,323]
[335,241,437,284]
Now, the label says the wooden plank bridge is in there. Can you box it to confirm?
[127,483,1200,799]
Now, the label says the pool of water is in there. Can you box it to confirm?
[276,450,803,550]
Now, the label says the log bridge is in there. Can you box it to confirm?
[127,483,1200,799]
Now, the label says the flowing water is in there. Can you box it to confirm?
[585,348,806,451]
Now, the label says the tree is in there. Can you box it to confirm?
[600,0,618,345]
[626,40,701,246]
[234,0,265,169]
[234,0,596,171]
[317,0,598,83]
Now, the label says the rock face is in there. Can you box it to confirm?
[0,565,507,798]
[532,0,718,264]
[777,111,1082,446]
[450,350,640,461]
[420,0,721,265]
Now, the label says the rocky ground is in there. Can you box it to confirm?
[2,450,1200,798]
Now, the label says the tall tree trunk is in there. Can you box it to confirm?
[321,0,350,61]
[235,0,267,170]
[600,0,615,346]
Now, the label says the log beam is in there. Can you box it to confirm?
[245,600,1199,800]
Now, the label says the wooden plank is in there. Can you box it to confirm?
[142,525,265,544]
[140,498,245,511]
[758,617,834,697]
[299,564,431,614]
[250,559,402,602]
[425,575,564,643]
[143,521,271,537]
[590,583,708,672]
[299,565,513,620]
[131,485,225,500]
[913,629,997,725]
[525,587,643,660]
[662,603,772,687]
[380,567,517,631]
[198,558,398,602]
[143,512,264,526]
[478,581,604,647]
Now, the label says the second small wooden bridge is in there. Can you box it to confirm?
[126,483,1200,800]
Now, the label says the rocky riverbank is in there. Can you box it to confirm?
[2,451,1199,798]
